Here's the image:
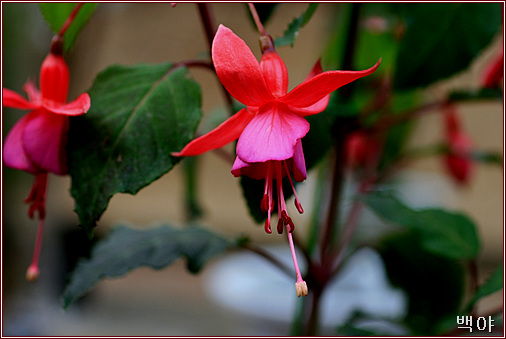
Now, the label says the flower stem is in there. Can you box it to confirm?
[196,3,235,116]
[248,3,267,36]
[197,3,216,52]
[58,3,84,37]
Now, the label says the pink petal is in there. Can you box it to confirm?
[287,96,329,116]
[290,139,307,182]
[3,88,41,110]
[3,113,41,174]
[22,110,69,175]
[172,108,254,157]
[287,59,330,116]
[236,103,310,163]
[260,51,288,98]
[39,53,69,103]
[212,25,274,106]
[23,80,41,102]
[231,157,269,180]
[43,93,91,116]
[281,59,381,109]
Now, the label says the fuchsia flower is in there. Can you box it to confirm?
[3,52,90,175]
[174,25,380,296]
[443,105,473,185]
[3,48,90,280]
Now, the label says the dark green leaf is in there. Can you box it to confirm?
[465,265,503,313]
[62,224,236,309]
[378,231,466,335]
[39,3,97,52]
[68,63,202,234]
[361,191,481,260]
[274,4,319,47]
[394,3,502,90]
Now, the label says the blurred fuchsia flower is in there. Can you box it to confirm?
[174,25,380,296]
[443,105,474,185]
[3,49,90,281]
[481,50,503,89]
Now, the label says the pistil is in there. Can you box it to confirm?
[24,173,48,281]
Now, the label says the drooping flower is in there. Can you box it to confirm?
[442,104,473,185]
[3,40,90,281]
[173,25,380,296]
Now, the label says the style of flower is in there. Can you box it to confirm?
[443,105,473,185]
[3,47,90,281]
[173,25,380,296]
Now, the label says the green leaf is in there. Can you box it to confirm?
[62,224,236,309]
[39,3,97,52]
[274,4,319,47]
[361,191,481,260]
[68,63,202,234]
[378,231,466,335]
[464,265,503,313]
[394,3,502,90]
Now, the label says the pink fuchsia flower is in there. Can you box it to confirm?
[3,49,90,281]
[3,53,90,175]
[443,105,473,185]
[173,25,380,296]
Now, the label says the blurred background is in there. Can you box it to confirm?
[2,3,503,336]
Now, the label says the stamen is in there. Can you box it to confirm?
[264,217,272,234]
[24,173,49,282]
[26,217,45,282]
[283,161,304,214]
[263,162,274,234]
[275,162,288,234]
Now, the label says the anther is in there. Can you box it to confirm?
[277,217,284,234]
[295,200,304,214]
[264,217,272,234]
[295,281,308,297]
[260,194,269,213]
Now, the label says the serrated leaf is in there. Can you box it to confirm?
[394,3,502,90]
[464,265,503,313]
[62,225,236,309]
[68,63,202,234]
[274,4,319,47]
[361,191,481,260]
[39,3,97,52]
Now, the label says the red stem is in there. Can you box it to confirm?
[248,3,267,36]
[58,3,84,37]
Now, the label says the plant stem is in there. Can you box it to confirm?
[197,3,216,52]
[242,242,294,278]
[297,4,363,335]
[58,3,84,37]
[196,3,235,116]
[248,3,267,36]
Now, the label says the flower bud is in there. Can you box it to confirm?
[40,53,70,104]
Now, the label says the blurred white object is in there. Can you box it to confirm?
[204,246,407,327]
